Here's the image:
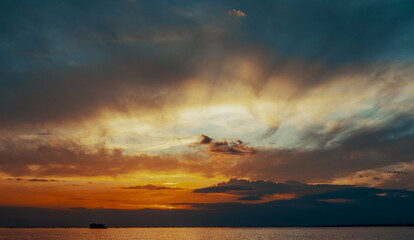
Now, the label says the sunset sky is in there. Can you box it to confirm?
[1,0,414,226]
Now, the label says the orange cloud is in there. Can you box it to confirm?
[120,184,183,190]
[227,9,246,17]
[0,177,241,210]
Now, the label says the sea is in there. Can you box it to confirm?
[0,227,413,240]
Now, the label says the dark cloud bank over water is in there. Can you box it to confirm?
[1,184,413,227]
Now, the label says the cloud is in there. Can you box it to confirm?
[1,0,413,131]
[0,0,413,191]
[35,132,53,136]
[227,9,246,17]
[6,178,60,182]
[1,112,413,185]
[200,115,414,188]
[261,126,279,139]
[209,138,256,155]
[331,161,414,190]
[120,184,183,190]
[197,135,256,156]
[1,186,413,227]
[237,196,261,201]
[0,139,242,178]
[194,178,352,200]
[200,134,212,144]
[0,141,182,177]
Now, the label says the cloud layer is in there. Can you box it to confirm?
[120,184,183,190]
[1,0,414,129]
[1,183,413,227]
[194,178,352,200]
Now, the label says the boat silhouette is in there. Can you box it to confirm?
[89,223,108,229]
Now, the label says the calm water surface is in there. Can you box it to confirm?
[0,227,413,240]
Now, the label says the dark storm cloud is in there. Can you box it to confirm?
[1,0,414,129]
[1,186,413,227]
